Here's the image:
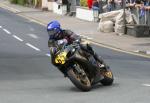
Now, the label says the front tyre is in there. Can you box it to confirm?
[100,68,114,86]
[67,67,91,91]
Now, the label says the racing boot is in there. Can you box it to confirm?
[93,52,105,69]
[87,44,103,62]
[86,44,105,68]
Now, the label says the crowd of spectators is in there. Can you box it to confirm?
[126,0,150,25]
[53,0,150,24]
[86,0,150,12]
[87,0,122,12]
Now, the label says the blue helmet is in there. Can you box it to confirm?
[47,20,62,39]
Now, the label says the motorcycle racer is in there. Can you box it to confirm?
[47,20,104,70]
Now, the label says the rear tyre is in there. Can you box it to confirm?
[67,65,91,91]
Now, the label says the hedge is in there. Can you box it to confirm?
[9,0,27,5]
[80,0,88,7]
[17,0,27,5]
[9,0,17,4]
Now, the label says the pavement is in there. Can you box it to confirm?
[0,0,150,57]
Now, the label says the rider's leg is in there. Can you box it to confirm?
[86,44,104,64]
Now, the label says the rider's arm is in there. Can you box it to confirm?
[63,30,81,44]
[48,39,57,47]
[57,39,68,45]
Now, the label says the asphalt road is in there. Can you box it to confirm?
[0,7,150,103]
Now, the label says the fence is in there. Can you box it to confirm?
[97,2,150,26]
[128,4,150,26]
[125,4,150,37]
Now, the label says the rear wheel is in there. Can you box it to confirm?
[95,58,114,86]
[67,64,91,91]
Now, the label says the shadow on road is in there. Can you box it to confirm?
[58,83,119,92]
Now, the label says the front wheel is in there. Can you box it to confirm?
[67,65,91,91]
[100,68,114,86]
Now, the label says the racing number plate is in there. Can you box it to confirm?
[55,52,67,64]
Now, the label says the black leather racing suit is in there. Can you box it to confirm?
[48,29,104,75]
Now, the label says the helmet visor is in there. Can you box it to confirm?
[48,29,58,36]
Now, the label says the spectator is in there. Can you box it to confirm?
[139,3,145,18]
[76,0,80,6]
[115,0,123,9]
[128,0,136,3]
[107,0,116,11]
[88,0,93,9]
[92,0,100,22]
[97,0,103,13]
[66,0,71,13]
[92,0,99,10]
[142,0,150,6]
[92,0,103,13]
[135,0,142,4]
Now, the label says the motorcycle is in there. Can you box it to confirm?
[49,41,114,91]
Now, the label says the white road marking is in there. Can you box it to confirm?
[27,34,39,39]
[0,26,2,28]
[11,8,21,12]
[134,50,140,53]
[87,37,93,40]
[26,43,41,51]
[3,29,11,35]
[142,84,150,87]
[1,3,21,13]
[80,34,93,40]
[29,19,38,23]
[12,35,24,42]
[46,53,51,57]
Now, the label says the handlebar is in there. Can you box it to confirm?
[59,41,80,53]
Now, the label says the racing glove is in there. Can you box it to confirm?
[57,39,68,45]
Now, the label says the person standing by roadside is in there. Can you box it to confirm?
[97,0,103,13]
[92,0,100,21]
[107,0,115,11]
[144,0,150,6]
[88,0,93,9]
[115,0,124,9]
[92,0,100,10]
[76,0,80,6]
[61,0,71,15]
